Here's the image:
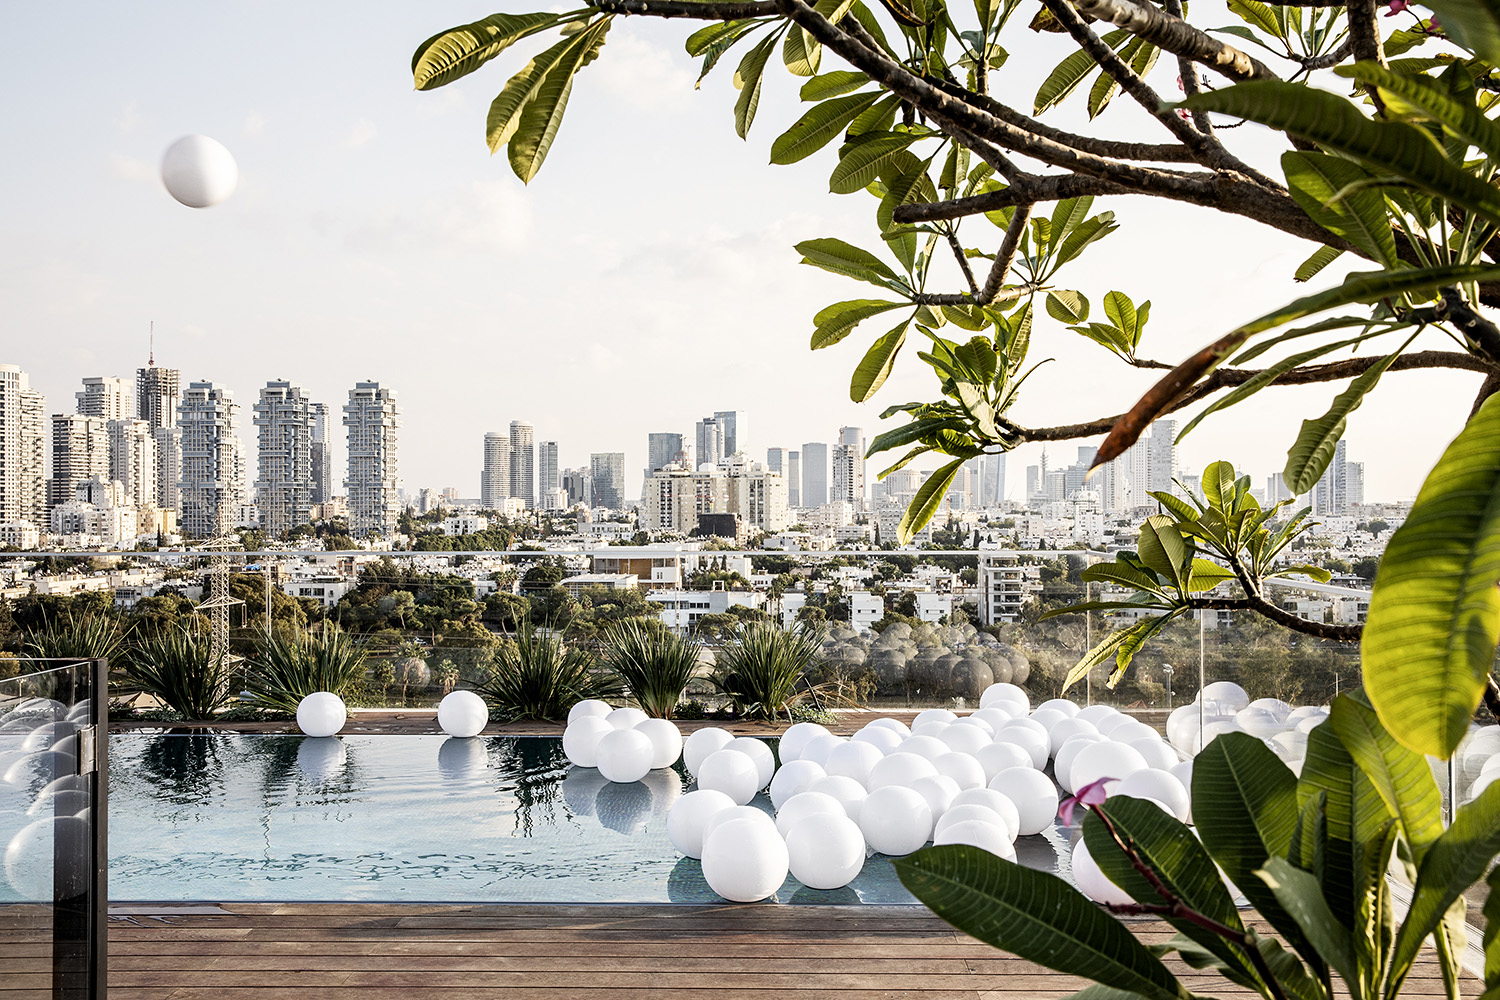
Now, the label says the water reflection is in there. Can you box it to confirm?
[489,737,568,836]
[138,732,229,803]
[295,738,347,785]
[437,737,488,784]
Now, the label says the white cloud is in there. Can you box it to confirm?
[243,110,268,138]
[345,119,378,148]
[115,99,142,134]
[108,151,156,183]
[592,28,696,113]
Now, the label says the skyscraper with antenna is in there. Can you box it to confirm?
[136,322,181,432]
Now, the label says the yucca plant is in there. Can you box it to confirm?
[246,623,369,714]
[477,624,614,721]
[24,611,129,663]
[601,619,701,719]
[711,621,823,721]
[121,627,235,720]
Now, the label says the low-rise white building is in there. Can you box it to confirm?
[977,548,1044,624]
[440,514,489,536]
[849,591,884,632]
[0,521,40,549]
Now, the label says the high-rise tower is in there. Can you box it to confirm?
[49,414,109,513]
[590,453,626,510]
[254,381,313,538]
[539,441,560,496]
[648,432,685,473]
[713,411,741,457]
[77,377,130,421]
[344,382,400,538]
[696,418,724,469]
[0,366,45,527]
[509,420,535,508]
[832,427,867,509]
[801,442,828,507]
[178,381,243,538]
[136,358,181,432]
[309,402,332,506]
[107,418,158,508]
[481,432,510,510]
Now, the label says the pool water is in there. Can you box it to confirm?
[100,733,1071,904]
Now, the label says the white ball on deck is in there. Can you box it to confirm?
[860,785,934,856]
[697,749,762,805]
[666,788,736,858]
[808,774,868,824]
[865,717,911,738]
[606,707,649,731]
[568,699,612,725]
[595,728,654,784]
[727,737,776,789]
[437,691,488,738]
[937,724,991,757]
[995,725,1049,769]
[786,812,866,890]
[296,692,346,738]
[908,774,961,823]
[1111,720,1160,744]
[777,722,831,762]
[951,716,996,737]
[975,741,1034,782]
[797,732,845,770]
[988,767,1058,836]
[702,815,789,902]
[161,134,238,208]
[683,727,734,775]
[702,804,773,847]
[1127,737,1178,772]
[897,735,951,762]
[933,751,987,791]
[774,791,846,838]
[1048,717,1101,758]
[1072,837,1132,905]
[934,819,1016,860]
[913,708,958,730]
[769,759,827,810]
[1069,741,1149,795]
[981,683,1030,713]
[1054,734,1107,793]
[1036,698,1081,718]
[935,804,1015,844]
[634,718,684,769]
[1028,708,1069,734]
[851,725,903,755]
[824,740,884,786]
[971,707,1015,730]
[867,751,938,790]
[950,787,1020,838]
[1112,769,1190,822]
[1199,681,1250,715]
[1075,704,1119,726]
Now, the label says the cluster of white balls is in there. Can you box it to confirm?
[1164,681,1328,774]
[0,698,93,900]
[1456,724,1500,803]
[562,700,684,783]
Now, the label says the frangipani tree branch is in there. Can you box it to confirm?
[1071,0,1281,82]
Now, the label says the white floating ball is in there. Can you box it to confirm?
[976,741,1033,782]
[1048,717,1100,758]
[908,774,961,823]
[1036,698,1080,718]
[562,716,614,768]
[867,752,938,790]
[988,767,1058,835]
[937,725,991,757]
[161,134,238,208]
[778,722,831,762]
[702,804,774,847]
[769,760,827,810]
[950,787,1020,837]
[667,789,736,858]
[786,813,866,889]
[797,732,845,770]
[568,699,612,724]
[910,722,951,741]
[1199,681,1250,714]
[1028,708,1069,734]
[824,740,884,786]
[1075,704,1119,726]
[296,692,346,738]
[934,819,1016,860]
[774,791,846,838]
[935,803,1014,843]
[913,708,958,730]
[702,815,789,902]
[1111,720,1160,744]
[1072,837,1132,905]
[851,726,903,755]
[684,727,734,775]
[933,752,986,791]
[1235,707,1286,738]
[1127,737,1178,771]
[1248,698,1293,722]
[1295,715,1328,735]
[981,683,1029,713]
[1113,769,1190,821]
[727,737,775,788]
[1095,713,1137,738]
[697,749,762,805]
[952,716,996,737]
[860,785,933,855]
[996,726,1049,769]
[606,707,649,730]
[971,707,1015,730]
[898,735,951,762]
[1167,704,1203,752]
[437,691,488,738]
[635,718,684,769]
[1070,741,1149,795]
[596,728,654,784]
[865,717,911,738]
[1271,730,1309,763]
[808,775,868,824]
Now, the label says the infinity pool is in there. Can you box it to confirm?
[95,733,1070,904]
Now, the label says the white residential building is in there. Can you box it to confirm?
[76,376,129,422]
[49,413,109,513]
[344,382,400,538]
[0,365,45,529]
[254,381,314,539]
[179,381,244,538]
[481,431,510,510]
[978,548,1044,624]
[832,426,866,509]
[135,364,180,431]
[509,420,534,509]
[107,418,158,508]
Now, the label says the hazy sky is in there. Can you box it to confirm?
[1,3,1477,503]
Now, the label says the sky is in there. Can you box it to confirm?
[0,3,1479,504]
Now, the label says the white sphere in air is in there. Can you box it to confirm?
[702,816,789,902]
[634,718,684,770]
[568,699,612,724]
[562,716,614,768]
[595,728,654,784]
[161,134,238,208]
[786,812,866,889]
[683,727,734,775]
[696,749,763,805]
[666,788,736,858]
[296,692,346,738]
[859,785,934,855]
[988,767,1058,835]
[437,691,488,738]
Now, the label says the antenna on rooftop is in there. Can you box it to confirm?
[148,321,155,367]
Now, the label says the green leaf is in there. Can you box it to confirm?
[1187,558,1235,592]
[1257,858,1361,990]
[1282,152,1398,268]
[899,458,963,544]
[781,25,821,76]
[1088,38,1157,119]
[830,133,922,194]
[811,298,906,349]
[507,19,610,184]
[1081,560,1166,593]
[1364,392,1500,757]
[413,13,566,91]
[1295,245,1344,283]
[866,416,969,456]
[1046,290,1090,324]
[1327,692,1444,863]
[733,32,778,138]
[1055,214,1119,267]
[688,20,761,87]
[1338,61,1500,163]
[800,70,870,100]
[771,92,882,164]
[1226,0,1285,38]
[895,846,1190,1000]
[1182,81,1500,229]
[1136,514,1189,590]
[797,238,902,287]
[1103,292,1139,347]
[1389,782,1500,993]
[1296,717,1391,930]
[486,31,585,154]
[1034,29,1128,114]
[850,321,909,402]
[1421,0,1500,63]
[1282,342,1406,495]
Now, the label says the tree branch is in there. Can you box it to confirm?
[979,204,1031,302]
[1163,0,1215,135]
[1301,39,1354,71]
[958,91,1198,162]
[1437,287,1500,365]
[588,0,778,16]
[946,229,981,295]
[894,172,1209,223]
[1072,0,1280,81]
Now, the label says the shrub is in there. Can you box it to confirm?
[245,623,368,714]
[477,624,616,721]
[24,612,128,662]
[121,628,235,720]
[600,620,701,719]
[711,621,823,721]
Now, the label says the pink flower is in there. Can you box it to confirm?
[1176,75,1184,92]
[1176,108,1192,122]
[1384,0,1407,14]
[1058,776,1112,825]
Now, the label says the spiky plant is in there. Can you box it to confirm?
[601,619,701,719]
[711,621,824,720]
[122,627,235,720]
[477,624,615,721]
[246,623,369,714]
[23,611,129,663]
